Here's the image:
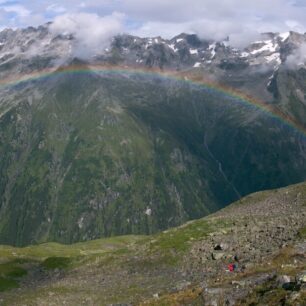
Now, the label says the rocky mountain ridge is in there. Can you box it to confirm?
[1,25,305,73]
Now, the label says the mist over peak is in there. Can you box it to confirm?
[49,12,124,59]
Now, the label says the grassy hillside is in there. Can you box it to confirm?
[0,181,305,305]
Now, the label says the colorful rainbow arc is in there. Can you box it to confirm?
[0,64,305,138]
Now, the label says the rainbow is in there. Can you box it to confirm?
[0,64,305,138]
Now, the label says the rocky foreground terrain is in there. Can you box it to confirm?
[0,181,305,305]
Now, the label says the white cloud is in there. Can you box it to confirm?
[1,4,31,17]
[137,1,306,45]
[78,2,86,9]
[46,4,67,14]
[286,43,306,69]
[49,12,124,58]
[131,21,189,39]
[1,0,306,48]
[132,18,261,48]
[285,20,305,33]
[118,0,306,47]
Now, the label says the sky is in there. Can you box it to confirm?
[1,0,306,47]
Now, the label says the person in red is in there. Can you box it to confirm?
[228,263,235,272]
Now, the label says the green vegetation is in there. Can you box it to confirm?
[243,287,288,306]
[0,262,27,278]
[0,261,27,292]
[0,235,145,261]
[41,257,71,270]
[0,216,218,300]
[149,218,229,253]
[0,277,18,292]
[139,288,203,306]
[0,71,306,247]
[298,226,306,238]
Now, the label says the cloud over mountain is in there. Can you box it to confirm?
[50,12,124,58]
[286,43,306,69]
[1,1,306,48]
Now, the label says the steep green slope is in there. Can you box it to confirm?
[0,69,306,246]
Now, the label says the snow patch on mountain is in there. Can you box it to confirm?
[279,32,290,42]
[251,40,277,55]
[265,53,281,64]
[168,44,178,52]
[240,52,249,58]
[209,43,216,59]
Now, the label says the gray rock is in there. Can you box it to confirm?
[277,275,291,286]
[296,271,306,284]
[212,252,224,260]
[214,243,229,251]
[175,280,191,291]
[231,280,246,287]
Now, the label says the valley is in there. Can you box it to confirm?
[1,3,306,305]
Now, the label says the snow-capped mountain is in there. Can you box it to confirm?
[1,24,306,108]
[0,24,306,75]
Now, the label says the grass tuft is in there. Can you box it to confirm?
[41,257,71,270]
[298,226,306,239]
[0,277,18,292]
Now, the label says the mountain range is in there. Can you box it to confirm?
[0,24,306,246]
